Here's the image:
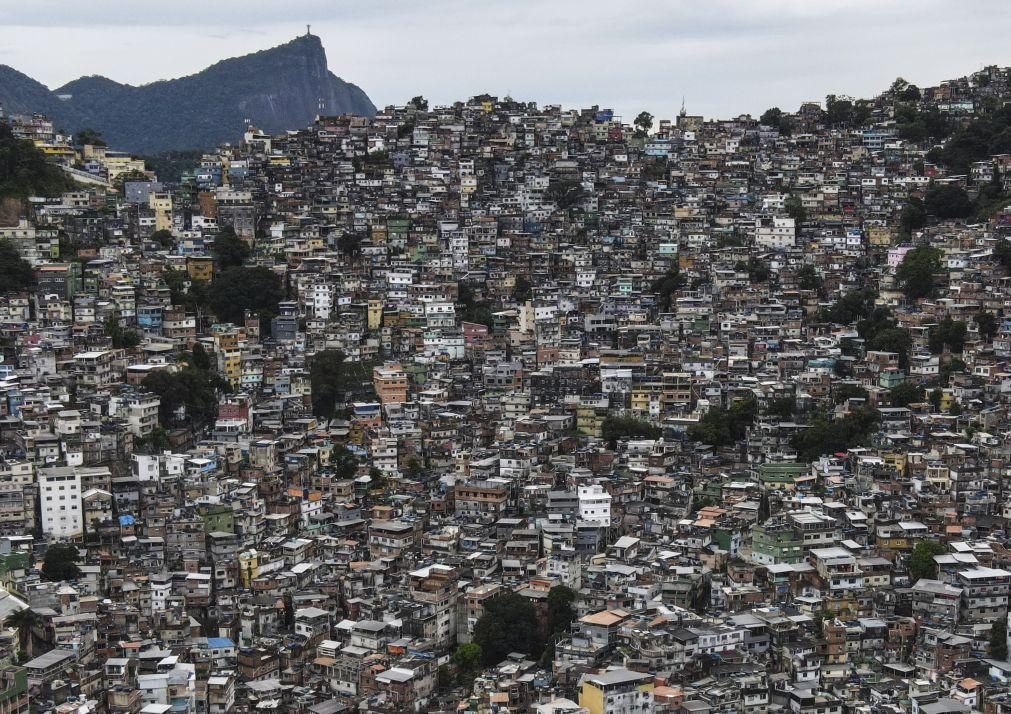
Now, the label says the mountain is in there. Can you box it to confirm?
[0,34,376,153]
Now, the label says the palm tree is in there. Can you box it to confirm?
[4,607,39,659]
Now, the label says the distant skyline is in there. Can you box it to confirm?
[1,0,1009,125]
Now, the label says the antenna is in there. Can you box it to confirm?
[306,24,311,37]
[680,96,686,117]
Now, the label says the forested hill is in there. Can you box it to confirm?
[0,34,376,153]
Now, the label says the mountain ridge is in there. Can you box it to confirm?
[0,34,376,153]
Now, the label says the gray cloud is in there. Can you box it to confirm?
[1,0,1008,124]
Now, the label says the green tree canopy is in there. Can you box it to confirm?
[208,266,284,328]
[309,350,374,419]
[329,445,360,481]
[976,311,998,342]
[601,415,661,448]
[899,197,927,235]
[889,381,925,407]
[547,586,577,635]
[212,226,251,269]
[924,184,973,219]
[42,543,82,582]
[0,241,36,294]
[634,111,654,135]
[907,539,946,582]
[545,180,584,210]
[792,407,880,461]
[896,246,942,301]
[785,195,807,223]
[74,128,106,147]
[0,122,74,199]
[928,317,967,354]
[991,615,1008,660]
[473,592,543,666]
[833,383,869,405]
[141,367,230,429]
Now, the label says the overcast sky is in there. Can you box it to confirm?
[1,0,1009,123]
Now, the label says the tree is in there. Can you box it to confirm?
[473,592,542,666]
[601,415,661,448]
[784,195,807,223]
[142,367,229,429]
[792,407,880,461]
[212,226,251,269]
[309,350,374,419]
[652,267,685,311]
[105,317,141,349]
[867,327,913,370]
[833,383,869,405]
[991,615,1008,660]
[889,381,925,408]
[899,197,927,235]
[825,95,855,126]
[452,643,482,680]
[929,389,943,412]
[42,543,82,582]
[409,96,429,111]
[74,128,106,147]
[976,310,998,342]
[0,241,35,294]
[633,111,654,136]
[512,275,532,302]
[547,586,577,635]
[545,179,584,210]
[929,317,967,354]
[4,607,39,658]
[149,229,174,249]
[760,107,783,128]
[0,122,75,199]
[330,446,360,481]
[208,266,284,327]
[924,184,973,219]
[795,265,821,292]
[191,343,212,371]
[907,539,946,582]
[766,396,796,420]
[896,246,942,301]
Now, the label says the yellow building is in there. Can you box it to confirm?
[149,191,173,232]
[367,299,384,331]
[214,331,242,386]
[186,256,214,282]
[579,669,654,714]
[238,549,259,587]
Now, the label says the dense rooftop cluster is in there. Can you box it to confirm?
[1,63,1011,714]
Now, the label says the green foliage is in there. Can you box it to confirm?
[0,240,36,294]
[329,445,359,481]
[601,415,661,447]
[105,317,141,349]
[309,350,374,419]
[737,257,770,283]
[976,311,998,342]
[545,179,584,210]
[140,149,205,182]
[42,543,82,582]
[896,245,942,300]
[473,592,543,666]
[889,381,925,407]
[867,327,913,370]
[547,586,577,635]
[760,107,793,135]
[409,96,429,111]
[833,383,869,405]
[784,195,807,223]
[3,607,38,654]
[212,226,251,269]
[688,394,757,447]
[208,266,283,327]
[907,540,946,582]
[899,197,927,236]
[924,184,973,219]
[149,229,175,249]
[74,128,106,147]
[191,343,212,371]
[928,317,967,354]
[458,283,494,328]
[142,367,230,429]
[991,615,1008,660]
[792,407,880,461]
[0,122,74,199]
[818,289,877,324]
[512,275,532,302]
[633,111,654,136]
[795,265,821,292]
[651,267,685,311]
[452,643,483,673]
[766,396,796,419]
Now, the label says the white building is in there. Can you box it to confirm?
[754,216,796,249]
[577,485,612,526]
[39,466,83,539]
